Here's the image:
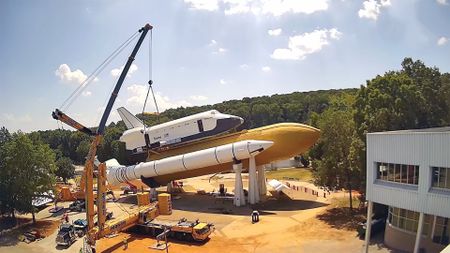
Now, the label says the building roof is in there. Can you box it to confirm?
[369,126,450,135]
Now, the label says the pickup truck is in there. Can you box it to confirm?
[55,223,77,247]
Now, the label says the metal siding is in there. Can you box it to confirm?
[367,132,450,218]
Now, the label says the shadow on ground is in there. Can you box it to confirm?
[316,206,365,230]
[100,233,210,253]
[171,192,328,216]
[0,219,58,247]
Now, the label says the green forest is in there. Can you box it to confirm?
[1,58,450,217]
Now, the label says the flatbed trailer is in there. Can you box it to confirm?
[135,218,214,242]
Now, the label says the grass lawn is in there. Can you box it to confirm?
[265,167,313,182]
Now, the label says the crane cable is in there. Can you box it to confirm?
[60,31,140,111]
[141,29,160,129]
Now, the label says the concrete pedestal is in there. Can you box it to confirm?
[257,165,267,196]
[248,156,259,204]
[233,163,246,206]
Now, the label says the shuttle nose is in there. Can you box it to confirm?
[233,116,244,125]
[230,116,244,127]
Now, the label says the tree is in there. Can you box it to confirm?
[0,127,11,146]
[76,139,91,163]
[0,127,12,216]
[353,58,450,198]
[311,95,361,212]
[0,133,56,223]
[56,157,75,183]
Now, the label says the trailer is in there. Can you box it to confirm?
[135,217,214,242]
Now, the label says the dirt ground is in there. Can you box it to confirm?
[0,173,397,253]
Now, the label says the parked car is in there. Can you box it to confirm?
[69,200,85,212]
[73,219,88,237]
[55,223,77,246]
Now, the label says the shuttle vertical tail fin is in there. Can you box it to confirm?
[117,107,145,129]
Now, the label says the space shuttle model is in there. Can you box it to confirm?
[118,107,244,161]
[107,107,320,206]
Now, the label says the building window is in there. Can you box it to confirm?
[433,216,449,245]
[431,167,450,190]
[376,162,419,185]
[388,207,431,236]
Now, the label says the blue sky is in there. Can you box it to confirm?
[0,0,449,132]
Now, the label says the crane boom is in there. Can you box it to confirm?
[52,109,95,136]
[97,23,152,135]
[52,23,153,252]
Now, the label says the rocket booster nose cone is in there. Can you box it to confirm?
[248,140,274,154]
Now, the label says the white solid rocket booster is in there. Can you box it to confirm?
[106,140,273,185]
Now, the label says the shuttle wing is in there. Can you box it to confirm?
[117,107,144,129]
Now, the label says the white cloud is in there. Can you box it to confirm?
[358,0,391,20]
[437,36,448,46]
[126,84,191,111]
[258,0,329,16]
[437,0,448,5]
[212,47,228,55]
[240,64,249,70]
[209,39,218,46]
[219,79,227,85]
[208,40,227,54]
[55,64,96,85]
[189,95,208,101]
[184,0,219,11]
[268,28,282,36]
[271,28,342,60]
[111,64,138,77]
[223,0,252,15]
[262,66,271,72]
[184,0,329,16]
[82,91,92,97]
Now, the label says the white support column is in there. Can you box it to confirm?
[233,163,245,206]
[248,156,259,204]
[257,165,267,196]
[431,215,437,240]
[364,201,373,253]
[413,212,424,253]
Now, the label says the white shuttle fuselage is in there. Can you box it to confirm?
[117,108,244,154]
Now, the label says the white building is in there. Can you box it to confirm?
[364,127,450,253]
